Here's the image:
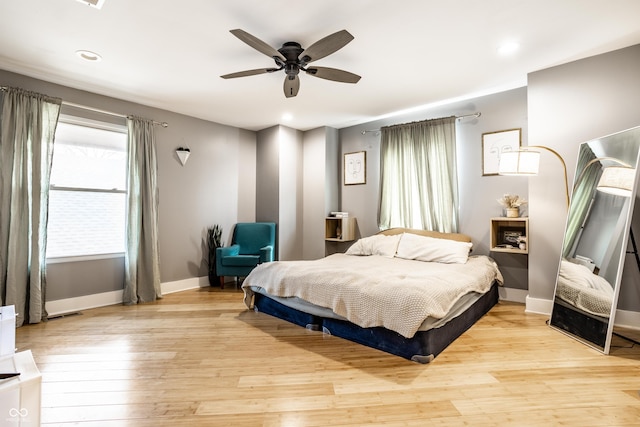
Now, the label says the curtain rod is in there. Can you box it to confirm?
[63,101,168,128]
[361,112,481,135]
[1,86,169,128]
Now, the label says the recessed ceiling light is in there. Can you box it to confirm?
[76,0,106,9]
[498,41,520,56]
[76,50,102,62]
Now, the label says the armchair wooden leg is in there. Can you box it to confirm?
[219,276,225,289]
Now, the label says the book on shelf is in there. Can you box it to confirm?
[330,211,349,218]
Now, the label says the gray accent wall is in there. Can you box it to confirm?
[527,44,640,312]
[0,68,256,300]
[338,87,529,291]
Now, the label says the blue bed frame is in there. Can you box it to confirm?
[252,281,499,363]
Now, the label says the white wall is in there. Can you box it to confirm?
[256,125,305,261]
[302,127,339,260]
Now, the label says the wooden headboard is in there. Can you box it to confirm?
[377,227,472,243]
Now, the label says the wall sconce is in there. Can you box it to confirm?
[499,145,570,208]
[176,147,191,166]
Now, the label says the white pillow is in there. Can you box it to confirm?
[395,233,472,264]
[345,234,401,258]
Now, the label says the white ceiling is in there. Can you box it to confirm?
[1,0,640,131]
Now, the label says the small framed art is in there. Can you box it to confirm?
[498,226,524,247]
[482,128,521,176]
[344,151,366,185]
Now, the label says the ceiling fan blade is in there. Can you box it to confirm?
[305,66,361,84]
[283,75,300,98]
[220,68,279,79]
[299,30,354,63]
[229,29,285,61]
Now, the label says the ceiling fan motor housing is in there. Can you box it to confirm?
[278,42,305,76]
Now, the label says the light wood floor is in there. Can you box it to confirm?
[15,287,640,426]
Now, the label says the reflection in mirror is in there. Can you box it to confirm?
[550,126,640,354]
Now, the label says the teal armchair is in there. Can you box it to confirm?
[216,222,276,288]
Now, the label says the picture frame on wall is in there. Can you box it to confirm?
[344,151,366,185]
[482,128,521,176]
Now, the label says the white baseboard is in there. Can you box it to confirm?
[46,276,210,317]
[46,290,124,317]
[498,287,528,303]
[613,308,640,330]
[161,276,209,294]
[525,295,640,329]
[43,280,640,330]
[525,295,553,316]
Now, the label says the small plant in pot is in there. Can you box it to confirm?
[206,224,223,286]
[497,194,527,218]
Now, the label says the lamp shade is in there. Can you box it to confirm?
[499,150,540,175]
[596,166,636,197]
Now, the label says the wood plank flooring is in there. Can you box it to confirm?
[14,287,640,426]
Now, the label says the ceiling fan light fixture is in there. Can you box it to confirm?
[76,50,102,62]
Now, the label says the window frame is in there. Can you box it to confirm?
[46,114,128,263]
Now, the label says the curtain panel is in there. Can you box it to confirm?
[562,145,601,258]
[379,116,458,233]
[0,87,61,326]
[124,116,161,304]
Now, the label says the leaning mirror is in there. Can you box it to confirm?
[549,126,640,353]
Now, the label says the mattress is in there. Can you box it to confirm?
[247,285,485,332]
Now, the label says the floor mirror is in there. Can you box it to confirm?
[549,126,640,353]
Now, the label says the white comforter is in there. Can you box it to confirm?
[242,254,502,338]
[555,259,614,317]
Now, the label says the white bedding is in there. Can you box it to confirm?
[242,253,502,338]
[555,259,614,317]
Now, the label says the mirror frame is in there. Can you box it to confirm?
[549,126,640,354]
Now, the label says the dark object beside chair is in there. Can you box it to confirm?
[216,222,276,288]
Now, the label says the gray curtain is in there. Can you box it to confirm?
[562,145,600,258]
[0,87,61,326]
[379,116,458,232]
[124,116,161,304]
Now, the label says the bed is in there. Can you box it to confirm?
[550,259,614,348]
[241,228,503,363]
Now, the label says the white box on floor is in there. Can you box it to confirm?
[0,305,16,356]
[0,350,41,426]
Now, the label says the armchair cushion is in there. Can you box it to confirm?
[222,254,260,267]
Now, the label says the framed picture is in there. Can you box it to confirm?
[498,226,524,247]
[482,128,521,176]
[344,151,366,185]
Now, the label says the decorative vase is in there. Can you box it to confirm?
[506,207,519,218]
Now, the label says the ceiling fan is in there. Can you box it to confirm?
[221,29,361,98]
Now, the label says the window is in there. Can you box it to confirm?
[46,118,127,259]
[378,117,459,233]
